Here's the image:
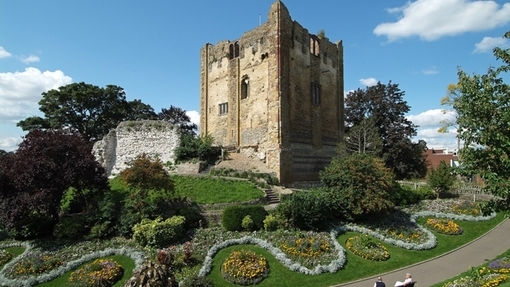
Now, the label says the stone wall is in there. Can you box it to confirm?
[93,120,180,177]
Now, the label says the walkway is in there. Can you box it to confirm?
[332,218,510,287]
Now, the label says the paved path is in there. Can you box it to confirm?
[331,218,510,287]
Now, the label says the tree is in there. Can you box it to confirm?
[0,129,109,238]
[450,31,510,214]
[17,82,156,142]
[344,81,428,179]
[119,153,174,219]
[158,105,197,136]
[319,153,396,219]
[427,160,455,199]
[338,117,382,157]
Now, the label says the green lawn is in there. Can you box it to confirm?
[170,175,264,204]
[207,213,506,287]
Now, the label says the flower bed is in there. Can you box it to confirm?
[12,252,63,276]
[221,250,269,285]
[425,218,463,235]
[68,258,124,287]
[0,249,12,266]
[345,236,389,261]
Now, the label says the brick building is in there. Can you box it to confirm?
[200,1,344,184]
[425,148,459,169]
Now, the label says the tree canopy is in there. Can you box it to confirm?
[0,129,109,238]
[158,105,198,136]
[344,81,428,179]
[449,31,510,214]
[17,82,157,142]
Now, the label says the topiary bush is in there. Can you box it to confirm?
[241,215,254,231]
[263,214,278,231]
[222,205,268,231]
[132,216,186,248]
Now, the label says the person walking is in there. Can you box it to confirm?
[374,276,386,287]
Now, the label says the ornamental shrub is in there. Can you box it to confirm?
[176,206,204,229]
[222,205,267,231]
[241,215,254,231]
[274,190,339,231]
[53,214,90,240]
[427,160,455,199]
[132,216,186,248]
[263,214,278,231]
[180,275,214,287]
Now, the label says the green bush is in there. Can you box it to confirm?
[132,216,186,248]
[176,206,203,229]
[263,214,278,231]
[320,154,396,219]
[241,215,254,231]
[274,190,339,231]
[222,205,268,231]
[180,275,214,287]
[53,215,90,240]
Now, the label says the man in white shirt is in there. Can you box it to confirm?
[394,273,413,286]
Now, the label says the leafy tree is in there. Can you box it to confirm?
[320,153,396,219]
[158,105,197,136]
[126,99,158,121]
[345,81,428,179]
[427,160,455,199]
[449,31,510,214]
[17,82,156,141]
[338,117,382,157]
[0,129,109,239]
[174,133,221,164]
[119,153,174,219]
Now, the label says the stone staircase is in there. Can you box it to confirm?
[265,189,280,205]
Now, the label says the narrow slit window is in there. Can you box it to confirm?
[241,78,249,99]
[311,83,321,106]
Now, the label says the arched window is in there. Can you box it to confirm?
[241,77,249,99]
[310,35,320,56]
[234,42,240,58]
[229,41,240,59]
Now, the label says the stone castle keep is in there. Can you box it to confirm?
[200,1,344,184]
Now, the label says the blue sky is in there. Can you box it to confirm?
[1,0,510,152]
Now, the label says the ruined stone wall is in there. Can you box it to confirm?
[93,120,180,177]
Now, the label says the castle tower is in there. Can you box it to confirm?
[200,0,344,185]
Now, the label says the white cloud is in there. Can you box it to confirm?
[21,55,40,64]
[422,67,439,75]
[359,78,378,87]
[408,109,459,150]
[374,0,510,42]
[186,110,200,128]
[0,47,12,59]
[407,108,456,128]
[0,68,72,151]
[474,36,510,53]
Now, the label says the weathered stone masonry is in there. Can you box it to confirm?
[200,1,344,184]
[93,121,180,177]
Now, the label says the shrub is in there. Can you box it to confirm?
[427,160,455,199]
[320,154,396,219]
[222,205,268,231]
[241,215,254,231]
[274,190,339,231]
[263,214,278,231]
[53,214,90,240]
[132,216,186,248]
[180,275,214,287]
[176,206,203,229]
